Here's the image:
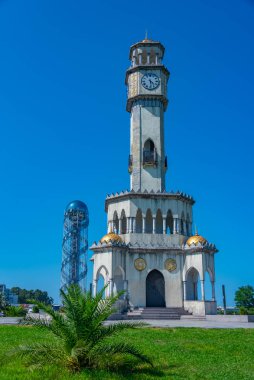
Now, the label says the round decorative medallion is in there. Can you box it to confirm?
[165,258,177,272]
[134,258,146,271]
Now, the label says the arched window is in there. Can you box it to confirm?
[143,139,157,165]
[145,209,153,233]
[121,210,127,234]
[166,210,173,234]
[186,267,201,301]
[113,211,119,234]
[155,209,163,234]
[136,209,142,233]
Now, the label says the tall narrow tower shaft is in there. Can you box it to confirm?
[126,39,169,192]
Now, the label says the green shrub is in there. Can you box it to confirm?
[239,307,248,315]
[5,306,26,317]
[32,305,39,313]
[247,308,254,315]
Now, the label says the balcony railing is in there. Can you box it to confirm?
[143,149,157,166]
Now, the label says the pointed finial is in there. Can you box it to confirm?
[145,30,148,40]
[195,225,198,235]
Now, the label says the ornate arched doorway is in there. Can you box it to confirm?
[146,270,165,307]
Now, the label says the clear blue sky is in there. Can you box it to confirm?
[0,0,253,305]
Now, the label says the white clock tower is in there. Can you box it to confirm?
[126,39,169,192]
[91,38,218,318]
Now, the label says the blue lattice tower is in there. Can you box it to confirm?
[61,200,89,292]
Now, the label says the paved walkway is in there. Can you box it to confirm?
[1,317,254,329]
[105,319,254,329]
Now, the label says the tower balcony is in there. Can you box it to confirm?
[143,149,157,167]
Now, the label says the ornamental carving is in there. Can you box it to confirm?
[134,258,146,271]
[165,258,177,272]
[128,72,138,98]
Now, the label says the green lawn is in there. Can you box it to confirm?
[0,325,253,379]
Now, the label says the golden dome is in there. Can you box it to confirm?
[186,232,207,247]
[100,232,123,244]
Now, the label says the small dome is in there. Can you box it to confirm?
[100,232,123,244]
[186,233,207,246]
[65,200,88,212]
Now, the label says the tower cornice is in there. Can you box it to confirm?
[105,190,195,212]
[126,94,168,112]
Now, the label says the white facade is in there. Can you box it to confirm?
[91,39,218,316]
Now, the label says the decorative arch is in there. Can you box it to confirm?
[96,265,109,281]
[96,265,109,298]
[145,209,153,233]
[185,267,201,301]
[166,210,173,234]
[155,209,163,234]
[121,209,127,234]
[146,270,165,307]
[136,208,142,233]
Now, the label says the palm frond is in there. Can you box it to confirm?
[95,321,147,341]
[8,342,66,367]
[91,341,153,366]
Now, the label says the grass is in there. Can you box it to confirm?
[0,325,254,379]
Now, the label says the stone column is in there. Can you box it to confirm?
[178,219,182,234]
[183,281,187,301]
[92,280,97,297]
[152,217,156,234]
[173,218,177,234]
[201,280,205,301]
[155,53,159,64]
[142,217,146,233]
[182,221,186,235]
[108,279,113,297]
[119,219,122,234]
[126,218,130,233]
[211,281,216,301]
[108,221,112,233]
[147,52,150,64]
[132,217,136,233]
[138,53,142,64]
[163,218,166,234]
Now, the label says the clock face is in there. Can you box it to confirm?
[141,73,160,90]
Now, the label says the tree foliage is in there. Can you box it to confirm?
[0,292,8,310]
[10,285,152,372]
[10,287,53,305]
[235,285,254,309]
